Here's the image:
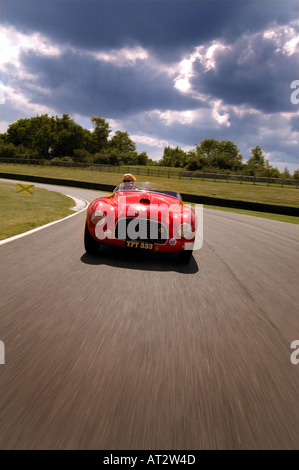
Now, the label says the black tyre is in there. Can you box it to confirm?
[84,222,101,255]
[178,248,193,264]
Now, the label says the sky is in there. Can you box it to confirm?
[0,0,298,172]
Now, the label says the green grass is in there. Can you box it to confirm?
[0,181,75,240]
[202,205,299,225]
[0,170,298,231]
[0,162,298,208]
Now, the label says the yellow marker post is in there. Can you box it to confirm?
[16,184,35,195]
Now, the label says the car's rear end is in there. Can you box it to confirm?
[85,185,197,262]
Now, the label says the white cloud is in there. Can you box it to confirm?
[153,104,231,128]
[3,85,56,119]
[0,25,61,70]
[0,25,61,122]
[230,105,261,118]
[204,43,230,70]
[154,109,197,126]
[0,25,62,115]
[106,118,122,134]
[174,41,230,94]
[211,100,230,127]
[131,134,169,149]
[263,20,299,55]
[92,46,149,66]
[149,106,230,129]
[174,55,198,93]
[283,36,299,56]
[0,120,11,134]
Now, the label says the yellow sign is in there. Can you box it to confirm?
[17,183,34,195]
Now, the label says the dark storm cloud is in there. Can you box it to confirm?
[19,50,201,117]
[289,114,299,133]
[222,110,299,164]
[1,0,298,168]
[2,0,298,60]
[191,33,299,114]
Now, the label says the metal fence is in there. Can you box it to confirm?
[0,157,298,187]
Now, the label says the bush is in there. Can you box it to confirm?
[0,143,18,159]
[73,148,92,163]
[50,157,74,166]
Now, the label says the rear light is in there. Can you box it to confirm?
[91,211,106,225]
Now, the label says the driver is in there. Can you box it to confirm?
[122,173,137,190]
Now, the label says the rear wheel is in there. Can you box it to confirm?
[84,222,101,255]
[178,247,193,264]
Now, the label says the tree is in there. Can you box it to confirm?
[161,146,187,167]
[73,148,92,163]
[93,151,113,165]
[0,142,36,160]
[0,133,7,145]
[5,114,94,159]
[91,116,111,152]
[160,146,173,167]
[109,131,137,164]
[2,113,166,167]
[6,114,56,159]
[51,114,87,158]
[109,131,136,153]
[184,152,200,171]
[269,167,281,178]
[195,139,243,171]
[0,142,18,159]
[148,158,159,166]
[245,146,263,175]
[245,146,265,175]
[195,139,217,161]
[244,146,282,177]
[281,167,291,179]
[136,152,149,165]
[108,150,121,166]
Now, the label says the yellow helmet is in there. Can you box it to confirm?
[122,173,136,182]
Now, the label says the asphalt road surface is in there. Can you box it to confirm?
[0,180,298,449]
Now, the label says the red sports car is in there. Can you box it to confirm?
[84,182,197,263]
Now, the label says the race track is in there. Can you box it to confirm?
[0,181,298,449]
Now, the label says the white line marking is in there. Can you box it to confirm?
[68,195,89,212]
[0,195,89,246]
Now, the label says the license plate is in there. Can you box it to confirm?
[126,241,154,250]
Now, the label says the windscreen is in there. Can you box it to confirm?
[113,182,182,201]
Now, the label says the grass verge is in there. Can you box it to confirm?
[0,181,75,240]
[202,205,299,225]
[0,163,298,208]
